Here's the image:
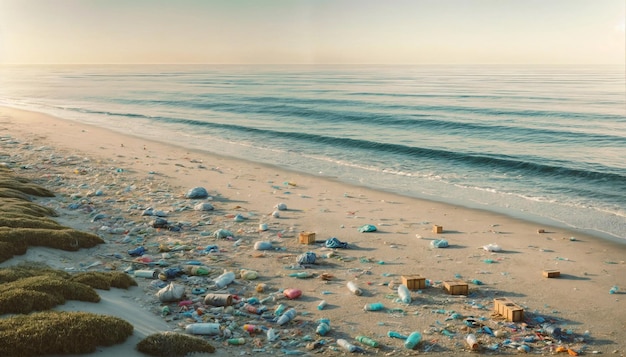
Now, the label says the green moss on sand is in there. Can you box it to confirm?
[0,264,138,314]
[136,332,215,356]
[0,311,133,357]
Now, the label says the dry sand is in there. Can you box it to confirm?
[1,105,625,357]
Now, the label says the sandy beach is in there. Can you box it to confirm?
[1,105,625,357]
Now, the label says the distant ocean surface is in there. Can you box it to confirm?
[1,64,624,242]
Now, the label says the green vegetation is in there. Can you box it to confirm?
[136,332,215,356]
[0,166,104,263]
[0,311,133,357]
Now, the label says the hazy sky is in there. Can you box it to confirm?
[0,0,624,65]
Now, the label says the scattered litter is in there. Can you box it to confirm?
[430,239,449,248]
[483,243,502,252]
[358,224,377,232]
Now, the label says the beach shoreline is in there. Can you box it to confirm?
[1,105,625,356]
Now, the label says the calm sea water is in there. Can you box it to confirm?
[1,64,624,242]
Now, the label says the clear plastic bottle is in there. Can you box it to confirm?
[404,331,422,349]
[466,334,478,350]
[397,284,412,304]
[337,339,359,353]
[214,271,235,288]
[347,281,363,295]
[266,328,279,341]
[277,308,297,325]
[185,323,221,335]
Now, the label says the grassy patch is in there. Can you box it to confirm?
[0,311,133,357]
[71,271,138,290]
[136,332,215,356]
[0,168,104,263]
[0,264,138,314]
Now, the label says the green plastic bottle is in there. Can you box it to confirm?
[356,335,379,347]
[227,337,245,345]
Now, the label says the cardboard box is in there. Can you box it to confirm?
[402,275,426,290]
[493,297,512,315]
[433,225,443,233]
[493,298,524,322]
[443,281,468,295]
[298,232,316,245]
[542,270,560,278]
[502,302,524,322]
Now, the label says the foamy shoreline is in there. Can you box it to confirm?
[1,105,625,356]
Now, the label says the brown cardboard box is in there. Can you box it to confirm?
[503,302,524,322]
[443,281,468,295]
[542,270,560,278]
[433,225,443,233]
[493,298,524,322]
[402,275,426,290]
[298,232,316,244]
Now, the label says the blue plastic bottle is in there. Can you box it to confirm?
[404,331,422,349]
[364,302,384,311]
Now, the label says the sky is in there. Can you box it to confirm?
[0,0,624,65]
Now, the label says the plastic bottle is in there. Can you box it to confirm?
[356,335,379,348]
[254,240,272,250]
[404,331,422,349]
[466,334,478,350]
[317,300,327,310]
[274,303,286,316]
[134,269,158,279]
[227,337,245,345]
[240,269,258,280]
[387,331,408,339]
[347,281,363,295]
[266,328,279,341]
[397,285,412,304]
[243,303,261,314]
[214,271,236,288]
[288,272,313,279]
[243,324,259,333]
[283,288,302,299]
[542,324,562,339]
[316,321,330,336]
[364,302,384,311]
[277,308,297,325]
[185,323,221,335]
[337,339,359,353]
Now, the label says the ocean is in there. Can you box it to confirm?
[0,64,624,242]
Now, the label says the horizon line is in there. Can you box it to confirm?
[1,62,624,66]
